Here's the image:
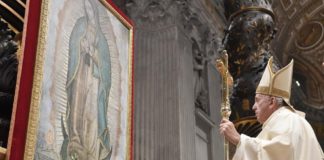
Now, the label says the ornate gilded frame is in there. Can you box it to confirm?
[8,0,134,159]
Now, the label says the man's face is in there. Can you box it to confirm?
[252,94,274,124]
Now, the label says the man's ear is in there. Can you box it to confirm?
[269,97,276,109]
[271,97,276,104]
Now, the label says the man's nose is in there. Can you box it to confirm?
[252,104,256,111]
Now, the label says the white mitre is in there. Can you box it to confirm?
[256,57,304,116]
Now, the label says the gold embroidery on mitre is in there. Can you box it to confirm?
[256,86,290,99]
[256,56,293,100]
[268,57,275,93]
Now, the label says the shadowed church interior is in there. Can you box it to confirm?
[0,0,323,159]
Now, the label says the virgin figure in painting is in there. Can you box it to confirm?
[61,0,112,159]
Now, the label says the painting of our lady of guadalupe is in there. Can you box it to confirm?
[62,0,112,159]
[23,0,133,160]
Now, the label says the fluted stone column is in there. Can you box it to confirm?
[125,0,225,159]
[134,26,196,160]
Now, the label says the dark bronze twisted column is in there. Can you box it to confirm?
[222,0,279,120]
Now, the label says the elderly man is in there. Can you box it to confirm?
[220,57,324,160]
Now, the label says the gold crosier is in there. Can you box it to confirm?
[215,50,233,160]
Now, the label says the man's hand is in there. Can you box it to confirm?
[219,118,240,145]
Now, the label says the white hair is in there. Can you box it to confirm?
[274,96,283,107]
[261,94,284,107]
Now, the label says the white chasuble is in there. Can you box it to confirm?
[233,107,324,160]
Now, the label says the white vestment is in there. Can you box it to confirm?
[233,107,324,160]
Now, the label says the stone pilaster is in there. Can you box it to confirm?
[126,0,225,159]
